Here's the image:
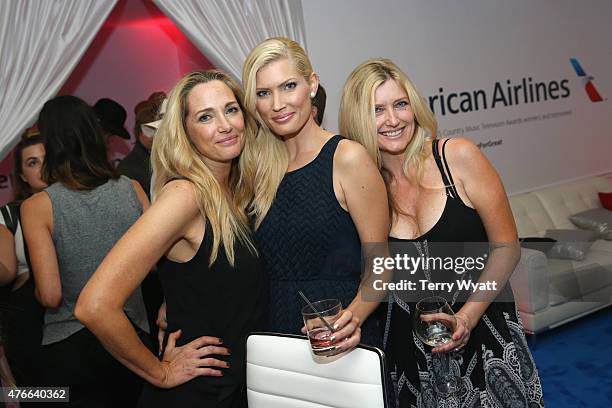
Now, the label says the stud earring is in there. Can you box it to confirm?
[310,91,315,98]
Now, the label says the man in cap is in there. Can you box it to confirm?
[93,98,132,167]
[117,92,166,199]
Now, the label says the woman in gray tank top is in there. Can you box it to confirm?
[21,96,150,407]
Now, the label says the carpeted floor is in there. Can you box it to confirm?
[529,306,612,407]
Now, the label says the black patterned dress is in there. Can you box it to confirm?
[254,135,382,347]
[383,139,544,407]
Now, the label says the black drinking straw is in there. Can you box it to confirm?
[298,291,336,334]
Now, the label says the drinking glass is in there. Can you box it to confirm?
[301,299,342,356]
[413,296,462,396]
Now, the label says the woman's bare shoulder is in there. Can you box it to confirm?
[336,138,373,167]
[21,191,51,214]
[154,179,200,213]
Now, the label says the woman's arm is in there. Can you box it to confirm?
[21,193,62,307]
[431,138,519,352]
[331,140,390,349]
[0,225,16,286]
[75,180,229,388]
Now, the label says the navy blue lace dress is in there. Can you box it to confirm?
[255,135,381,347]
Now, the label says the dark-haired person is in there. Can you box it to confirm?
[0,129,47,390]
[0,129,46,286]
[311,84,326,126]
[118,92,167,199]
[21,95,150,407]
[93,97,132,168]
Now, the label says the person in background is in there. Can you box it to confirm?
[0,129,47,391]
[93,97,132,168]
[339,58,544,407]
[242,37,389,350]
[118,92,167,354]
[141,96,168,199]
[21,95,150,407]
[118,92,166,198]
[75,70,266,408]
[310,84,326,126]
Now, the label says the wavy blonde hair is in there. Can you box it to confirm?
[339,58,437,220]
[242,37,314,228]
[151,70,257,266]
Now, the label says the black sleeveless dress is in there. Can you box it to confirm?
[139,223,267,408]
[255,135,381,346]
[384,139,544,407]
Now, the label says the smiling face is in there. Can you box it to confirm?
[20,143,47,192]
[254,58,317,138]
[374,78,415,156]
[184,80,246,168]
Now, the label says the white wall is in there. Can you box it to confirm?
[302,0,612,194]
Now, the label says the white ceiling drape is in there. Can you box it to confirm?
[0,0,117,159]
[153,0,307,82]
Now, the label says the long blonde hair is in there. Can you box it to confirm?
[151,70,257,266]
[242,37,314,228]
[339,58,437,219]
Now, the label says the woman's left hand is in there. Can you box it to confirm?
[420,312,472,353]
[301,309,361,354]
[329,309,361,353]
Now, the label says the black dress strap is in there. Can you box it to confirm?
[440,139,460,198]
[432,139,463,204]
[1,204,18,235]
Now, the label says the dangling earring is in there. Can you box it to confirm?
[310,91,315,98]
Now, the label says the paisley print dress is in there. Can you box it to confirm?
[383,140,544,407]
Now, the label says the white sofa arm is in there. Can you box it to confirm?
[509,247,549,314]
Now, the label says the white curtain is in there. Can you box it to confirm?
[0,0,117,159]
[153,0,307,81]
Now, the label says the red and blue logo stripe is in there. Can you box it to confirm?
[570,58,604,102]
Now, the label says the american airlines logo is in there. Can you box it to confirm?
[570,58,604,102]
[427,76,570,117]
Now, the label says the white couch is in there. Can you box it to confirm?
[508,176,612,333]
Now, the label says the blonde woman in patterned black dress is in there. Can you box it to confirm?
[340,58,544,408]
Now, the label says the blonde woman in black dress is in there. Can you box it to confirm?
[340,58,544,407]
[76,70,266,408]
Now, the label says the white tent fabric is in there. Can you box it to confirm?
[153,0,307,82]
[0,0,117,159]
